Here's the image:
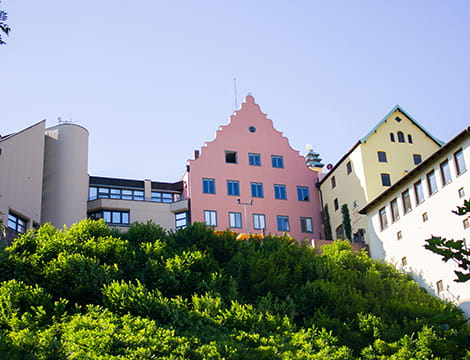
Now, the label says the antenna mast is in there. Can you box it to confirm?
[234,77,238,110]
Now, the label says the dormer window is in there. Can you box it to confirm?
[390,133,395,142]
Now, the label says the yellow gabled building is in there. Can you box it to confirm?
[319,105,443,244]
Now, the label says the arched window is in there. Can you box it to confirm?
[390,133,395,142]
[336,224,344,240]
[397,131,405,143]
[408,134,413,143]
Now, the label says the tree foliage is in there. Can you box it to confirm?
[342,204,352,241]
[323,204,333,240]
[0,1,10,45]
[0,219,467,359]
[424,199,470,283]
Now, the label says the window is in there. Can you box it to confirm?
[277,216,290,231]
[464,218,470,229]
[334,198,339,211]
[379,207,388,230]
[89,186,144,201]
[377,151,387,162]
[395,116,402,122]
[225,151,238,164]
[440,160,452,186]
[7,212,27,233]
[454,149,466,175]
[253,214,266,230]
[422,212,428,222]
[401,256,407,266]
[381,173,391,186]
[227,180,240,196]
[458,187,465,198]
[331,176,336,188]
[271,155,284,168]
[300,217,313,233]
[402,189,412,213]
[426,170,438,195]
[390,198,399,222]
[297,186,310,201]
[335,225,344,240]
[397,131,405,143]
[346,161,352,174]
[229,212,242,228]
[248,153,261,166]
[414,180,424,204]
[397,231,403,240]
[204,210,217,226]
[203,178,216,194]
[352,200,358,209]
[274,184,287,200]
[408,134,413,144]
[390,133,395,142]
[251,182,264,198]
[152,192,174,203]
[175,211,189,230]
[436,280,444,294]
[413,154,422,165]
[90,210,130,226]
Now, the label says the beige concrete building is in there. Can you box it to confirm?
[87,176,188,231]
[0,121,46,242]
[360,127,470,316]
[319,105,443,244]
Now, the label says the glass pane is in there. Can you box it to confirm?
[122,212,129,225]
[112,211,121,224]
[89,187,98,200]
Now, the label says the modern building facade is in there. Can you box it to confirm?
[319,106,443,244]
[185,95,322,241]
[359,127,470,316]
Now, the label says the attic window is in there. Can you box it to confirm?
[225,151,238,164]
[395,117,402,122]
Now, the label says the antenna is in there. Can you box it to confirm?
[233,77,238,110]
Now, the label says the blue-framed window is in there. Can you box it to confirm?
[203,178,216,194]
[297,186,310,201]
[277,215,290,232]
[227,180,240,196]
[251,182,264,198]
[274,184,287,200]
[271,155,284,168]
[249,153,261,166]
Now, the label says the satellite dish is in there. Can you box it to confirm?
[327,163,333,170]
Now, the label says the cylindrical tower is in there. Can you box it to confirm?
[41,123,89,228]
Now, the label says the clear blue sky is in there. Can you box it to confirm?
[2,1,469,182]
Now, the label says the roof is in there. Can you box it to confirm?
[359,126,470,214]
[360,105,444,146]
[319,105,443,185]
[89,176,183,191]
[0,120,46,142]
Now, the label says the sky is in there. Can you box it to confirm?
[1,1,469,182]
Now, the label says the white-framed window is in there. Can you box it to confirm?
[175,211,189,230]
[454,149,466,175]
[379,207,388,230]
[229,212,242,228]
[204,210,217,226]
[253,214,266,230]
[426,170,438,195]
[414,180,424,204]
[440,160,452,186]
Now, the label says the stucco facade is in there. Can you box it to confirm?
[320,106,442,244]
[0,121,46,241]
[186,95,322,241]
[360,127,470,316]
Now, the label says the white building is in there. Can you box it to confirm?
[360,127,470,316]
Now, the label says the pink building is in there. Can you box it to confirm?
[186,95,322,241]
